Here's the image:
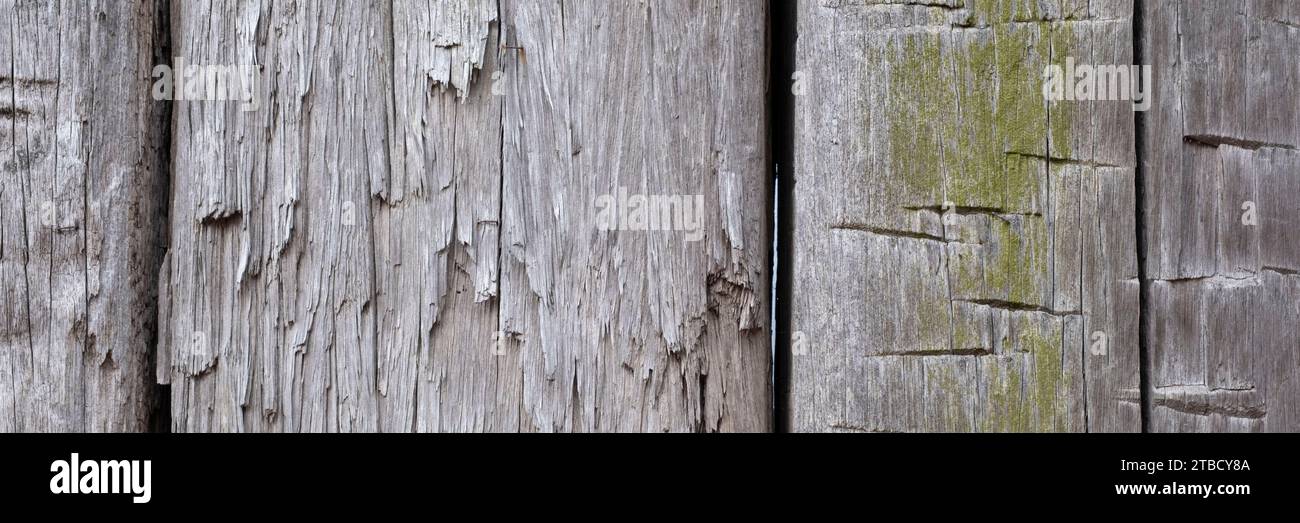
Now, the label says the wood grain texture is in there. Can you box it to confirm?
[160,0,771,432]
[0,0,166,432]
[789,0,1140,432]
[5,0,1295,434]
[1141,0,1300,432]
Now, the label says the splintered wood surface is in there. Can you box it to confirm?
[159,0,771,432]
[1,0,1296,433]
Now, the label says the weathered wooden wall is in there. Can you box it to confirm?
[2,0,1297,433]
[1141,0,1300,431]
[1,0,166,432]
[790,0,1141,432]
[788,0,1298,433]
[159,0,772,432]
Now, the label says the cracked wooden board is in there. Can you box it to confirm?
[6,0,1295,435]
[789,0,1140,432]
[0,0,166,431]
[160,0,771,432]
[1141,0,1300,432]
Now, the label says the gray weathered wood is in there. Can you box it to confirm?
[5,0,1296,434]
[159,0,772,432]
[0,0,166,432]
[790,0,1140,432]
[1141,0,1300,432]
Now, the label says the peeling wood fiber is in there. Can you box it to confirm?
[3,0,1297,435]
[160,0,771,432]
[0,0,166,432]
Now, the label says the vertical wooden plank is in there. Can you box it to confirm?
[1141,0,1300,432]
[0,0,164,432]
[162,0,771,432]
[164,0,391,432]
[375,0,505,433]
[791,0,1140,432]
[498,0,771,432]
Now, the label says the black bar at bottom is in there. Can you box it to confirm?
[0,433,1290,514]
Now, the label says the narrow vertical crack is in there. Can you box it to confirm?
[494,0,518,433]
[376,0,397,433]
[768,0,796,434]
[147,0,174,433]
[1133,0,1153,433]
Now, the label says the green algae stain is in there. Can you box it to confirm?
[946,240,986,300]
[983,359,1026,432]
[1023,326,1065,433]
[952,309,981,351]
[886,5,1071,210]
[887,34,949,204]
[972,0,1043,25]
[981,320,1070,433]
[927,364,970,432]
[877,1,1080,433]
[984,216,1049,305]
[1004,152,1039,213]
[1048,21,1076,161]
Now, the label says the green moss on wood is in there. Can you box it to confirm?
[927,364,970,431]
[981,319,1070,432]
[887,8,1071,210]
[881,1,1080,433]
[1048,21,1075,161]
[985,216,1049,305]
[887,34,948,204]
